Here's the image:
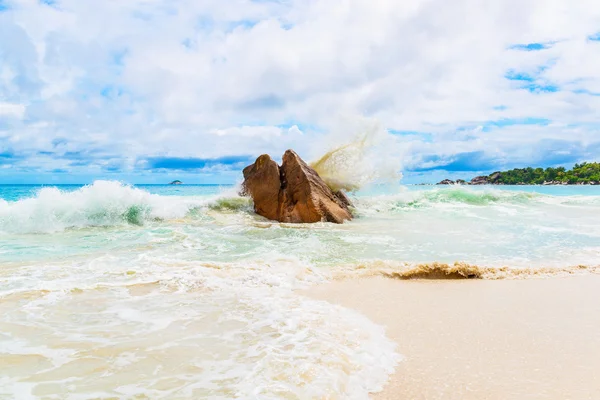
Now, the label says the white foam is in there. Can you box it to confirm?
[0,181,230,233]
[0,252,399,399]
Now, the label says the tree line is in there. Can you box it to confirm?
[490,162,600,184]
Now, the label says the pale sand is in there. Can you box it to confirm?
[306,275,600,400]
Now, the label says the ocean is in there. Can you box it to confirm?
[2,181,600,399]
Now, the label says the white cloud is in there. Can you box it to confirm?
[1,0,600,181]
[209,126,283,138]
[0,102,25,118]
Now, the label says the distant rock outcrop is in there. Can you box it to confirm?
[469,176,490,185]
[169,180,183,185]
[488,172,501,183]
[242,150,353,223]
[436,174,501,185]
[435,162,600,185]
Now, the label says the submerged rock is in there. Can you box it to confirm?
[242,150,353,224]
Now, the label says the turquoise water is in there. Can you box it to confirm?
[1,181,600,398]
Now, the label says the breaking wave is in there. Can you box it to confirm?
[0,181,248,234]
[4,179,600,236]
[353,186,600,215]
[403,187,539,206]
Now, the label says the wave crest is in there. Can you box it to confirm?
[0,181,246,233]
[353,187,546,215]
[410,187,538,206]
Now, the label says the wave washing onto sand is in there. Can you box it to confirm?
[333,261,600,280]
[0,181,251,233]
[0,253,399,399]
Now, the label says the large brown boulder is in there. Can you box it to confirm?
[242,150,353,223]
[241,154,281,221]
[279,150,353,223]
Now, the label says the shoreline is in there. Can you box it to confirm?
[305,275,600,399]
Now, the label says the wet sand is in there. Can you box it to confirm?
[306,275,600,400]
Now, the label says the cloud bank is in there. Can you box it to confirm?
[1,0,600,183]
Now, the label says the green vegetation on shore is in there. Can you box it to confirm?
[489,162,600,185]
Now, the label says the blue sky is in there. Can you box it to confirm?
[1,0,600,184]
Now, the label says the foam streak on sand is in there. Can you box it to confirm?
[334,261,600,280]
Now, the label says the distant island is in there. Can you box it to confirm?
[169,180,183,185]
[437,162,600,185]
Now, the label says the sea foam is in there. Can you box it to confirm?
[0,181,242,233]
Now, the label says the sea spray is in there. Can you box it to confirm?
[309,117,404,192]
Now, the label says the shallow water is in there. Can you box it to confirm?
[1,181,600,398]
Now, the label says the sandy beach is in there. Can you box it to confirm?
[306,275,600,400]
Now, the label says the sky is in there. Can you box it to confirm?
[1,0,600,184]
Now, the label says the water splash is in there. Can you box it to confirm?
[309,118,403,192]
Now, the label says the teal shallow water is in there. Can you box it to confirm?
[2,182,600,267]
[1,181,600,398]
